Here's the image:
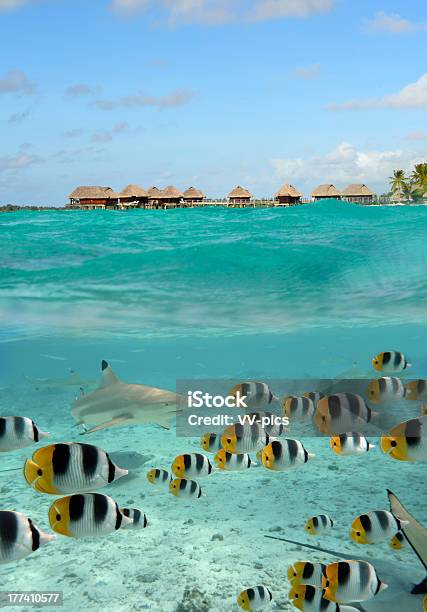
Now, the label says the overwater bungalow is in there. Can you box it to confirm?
[274,183,301,206]
[183,186,205,205]
[118,184,148,208]
[311,184,341,200]
[342,184,375,204]
[228,186,252,206]
[147,186,162,208]
[68,186,118,209]
[158,186,183,208]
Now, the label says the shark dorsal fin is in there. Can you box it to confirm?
[100,360,120,388]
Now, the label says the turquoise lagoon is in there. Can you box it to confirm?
[0,200,426,611]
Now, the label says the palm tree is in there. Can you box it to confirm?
[389,169,408,194]
[411,163,427,192]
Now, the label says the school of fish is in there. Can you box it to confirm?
[1,350,426,610]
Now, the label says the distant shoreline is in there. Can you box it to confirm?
[1,199,425,212]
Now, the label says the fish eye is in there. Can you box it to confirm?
[227,438,232,444]
[37,469,43,476]
[333,442,337,446]
[356,531,361,536]
[390,440,397,447]
[56,514,61,521]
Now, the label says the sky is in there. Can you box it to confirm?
[0,0,426,204]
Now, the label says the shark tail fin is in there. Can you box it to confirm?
[387,489,427,594]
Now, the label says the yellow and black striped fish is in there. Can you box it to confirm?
[351,510,405,544]
[0,511,55,564]
[380,415,427,461]
[237,585,272,611]
[200,432,222,453]
[247,411,287,437]
[372,351,410,373]
[330,432,375,456]
[261,439,314,471]
[146,468,172,487]
[287,561,326,586]
[305,514,334,535]
[389,531,405,550]
[171,453,213,478]
[365,377,406,404]
[322,560,388,603]
[229,381,276,409]
[314,394,375,435]
[289,584,359,611]
[405,379,427,401]
[282,396,314,421]
[221,422,269,454]
[120,508,148,530]
[0,416,49,452]
[169,478,202,499]
[214,449,252,471]
[303,392,325,408]
[48,493,132,538]
[24,442,128,494]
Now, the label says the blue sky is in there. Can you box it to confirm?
[0,0,426,204]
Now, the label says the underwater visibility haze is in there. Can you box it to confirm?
[1,200,426,611]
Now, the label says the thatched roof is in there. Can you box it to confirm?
[68,186,118,199]
[228,185,252,199]
[159,185,183,199]
[147,186,161,198]
[183,186,205,199]
[342,184,374,197]
[311,184,341,197]
[275,183,301,198]
[120,184,147,198]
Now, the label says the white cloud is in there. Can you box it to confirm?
[91,121,128,142]
[65,83,96,97]
[328,73,427,110]
[270,142,424,188]
[292,63,321,80]
[404,130,427,141]
[63,128,85,139]
[8,110,30,123]
[252,0,334,21]
[0,70,36,95]
[94,88,196,110]
[0,152,42,173]
[365,11,427,35]
[0,0,33,10]
[110,0,335,24]
[110,0,151,18]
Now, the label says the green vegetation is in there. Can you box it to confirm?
[389,163,427,200]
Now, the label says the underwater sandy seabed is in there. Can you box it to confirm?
[0,327,426,612]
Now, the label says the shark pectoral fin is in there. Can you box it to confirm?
[99,360,121,388]
[154,414,173,430]
[79,415,132,435]
[156,420,171,430]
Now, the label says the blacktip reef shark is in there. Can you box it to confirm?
[71,360,181,434]
[26,369,96,390]
[265,490,426,611]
